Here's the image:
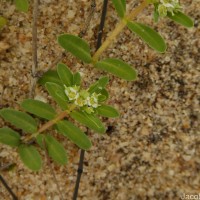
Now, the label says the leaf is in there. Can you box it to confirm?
[45,135,68,165]
[57,120,92,150]
[57,63,73,86]
[73,72,81,86]
[0,108,38,133]
[167,11,194,28]
[70,110,106,134]
[36,134,45,148]
[0,17,7,29]
[111,0,126,18]
[38,70,62,87]
[98,89,109,102]
[127,21,166,53]
[18,145,42,171]
[94,58,137,81]
[45,82,68,110]
[96,105,119,118]
[58,34,92,63]
[0,127,21,147]
[21,99,56,120]
[14,0,29,12]
[88,76,109,93]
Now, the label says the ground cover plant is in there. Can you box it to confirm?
[0,0,194,199]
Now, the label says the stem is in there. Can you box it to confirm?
[92,0,149,62]
[24,104,76,143]
[29,0,39,98]
[0,174,18,200]
[72,0,108,199]
[72,149,85,200]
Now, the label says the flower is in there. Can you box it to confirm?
[64,85,100,114]
[64,85,80,101]
[87,93,99,108]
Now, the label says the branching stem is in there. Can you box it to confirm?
[24,104,76,143]
[92,0,149,62]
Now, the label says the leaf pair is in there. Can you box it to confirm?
[58,34,137,81]
[20,134,67,171]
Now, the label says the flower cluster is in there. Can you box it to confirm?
[64,85,100,114]
[149,0,181,17]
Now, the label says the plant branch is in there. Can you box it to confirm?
[24,104,76,143]
[29,0,39,98]
[72,0,108,199]
[92,0,149,62]
[0,174,18,200]
[72,149,85,200]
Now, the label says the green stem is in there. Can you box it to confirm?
[92,0,149,63]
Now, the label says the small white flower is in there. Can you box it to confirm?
[64,85,80,101]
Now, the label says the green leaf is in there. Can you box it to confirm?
[14,0,29,12]
[57,63,73,86]
[45,82,68,110]
[18,145,42,171]
[112,0,126,18]
[0,127,21,147]
[70,110,106,134]
[89,76,109,93]
[127,21,166,53]
[21,99,56,120]
[36,134,45,148]
[94,58,137,81]
[0,17,7,29]
[57,120,92,150]
[0,108,38,133]
[38,70,62,87]
[96,105,119,118]
[98,89,109,102]
[58,34,92,63]
[167,11,194,28]
[73,72,81,86]
[45,135,68,165]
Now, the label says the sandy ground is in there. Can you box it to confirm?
[0,0,199,199]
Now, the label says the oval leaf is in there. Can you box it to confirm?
[73,72,81,86]
[88,76,109,94]
[38,70,62,87]
[57,120,92,150]
[21,99,56,120]
[112,0,126,18]
[45,135,68,165]
[127,21,166,53]
[57,63,73,86]
[95,58,137,81]
[96,105,119,118]
[0,108,37,133]
[0,127,21,147]
[58,34,92,63]
[14,0,29,12]
[45,82,68,110]
[18,145,42,171]
[70,110,106,134]
[167,11,194,28]
[0,17,7,29]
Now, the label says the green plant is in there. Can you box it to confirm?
[0,0,193,171]
[0,63,119,170]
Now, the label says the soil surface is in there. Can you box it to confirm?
[0,0,199,199]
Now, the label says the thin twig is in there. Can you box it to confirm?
[29,0,39,98]
[79,0,96,38]
[72,0,108,199]
[0,174,18,200]
[43,0,96,74]
[43,139,64,200]
[72,149,85,200]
